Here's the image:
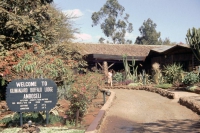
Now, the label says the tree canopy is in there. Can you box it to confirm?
[0,0,77,54]
[135,18,161,45]
[91,0,133,44]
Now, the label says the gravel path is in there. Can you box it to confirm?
[98,89,200,133]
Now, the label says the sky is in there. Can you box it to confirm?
[53,0,200,44]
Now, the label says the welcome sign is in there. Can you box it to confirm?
[6,79,57,112]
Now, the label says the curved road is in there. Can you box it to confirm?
[98,89,200,133]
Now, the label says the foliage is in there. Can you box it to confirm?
[155,83,172,89]
[183,72,199,85]
[49,6,79,43]
[0,112,44,127]
[186,27,200,61]
[49,114,64,125]
[0,0,78,55]
[0,0,53,52]
[128,83,142,87]
[122,55,138,82]
[12,52,74,86]
[49,43,88,73]
[186,85,197,92]
[113,72,123,82]
[138,73,152,85]
[91,0,133,44]
[152,62,163,84]
[57,85,71,100]
[163,63,183,84]
[66,72,103,122]
[135,18,161,45]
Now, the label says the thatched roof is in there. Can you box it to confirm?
[75,43,162,57]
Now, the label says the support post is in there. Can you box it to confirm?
[75,109,80,127]
[142,69,146,85]
[46,111,49,125]
[20,112,23,127]
[103,91,106,104]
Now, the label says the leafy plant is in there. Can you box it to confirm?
[183,72,199,85]
[49,114,64,125]
[12,53,74,86]
[163,63,183,84]
[113,72,123,82]
[66,72,103,124]
[155,84,172,89]
[186,85,197,92]
[0,112,45,127]
[128,83,142,87]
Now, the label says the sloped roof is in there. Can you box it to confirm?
[150,44,190,54]
[75,43,162,57]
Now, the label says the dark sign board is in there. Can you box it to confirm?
[6,79,57,112]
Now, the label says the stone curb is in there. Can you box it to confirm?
[179,96,200,115]
[104,86,175,99]
[85,90,116,133]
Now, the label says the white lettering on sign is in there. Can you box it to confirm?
[16,82,37,87]
[44,87,53,92]
[44,101,52,103]
[21,107,29,110]
[23,93,41,99]
[10,88,28,93]
[41,81,47,86]
[30,87,42,92]
[20,105,28,107]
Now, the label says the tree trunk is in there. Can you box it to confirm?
[103,61,108,76]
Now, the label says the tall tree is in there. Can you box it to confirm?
[0,0,78,54]
[135,18,161,45]
[91,0,133,44]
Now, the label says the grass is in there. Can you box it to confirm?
[155,84,172,89]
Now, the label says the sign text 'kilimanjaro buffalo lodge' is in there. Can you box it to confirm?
[6,79,57,112]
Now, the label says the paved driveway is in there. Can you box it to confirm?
[98,89,200,133]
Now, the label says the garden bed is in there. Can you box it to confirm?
[0,90,107,132]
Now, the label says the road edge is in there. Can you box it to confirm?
[85,90,116,133]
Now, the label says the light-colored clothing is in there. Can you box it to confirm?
[108,72,112,86]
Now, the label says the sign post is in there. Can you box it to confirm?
[6,79,57,126]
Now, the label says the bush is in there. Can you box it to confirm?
[113,72,123,82]
[183,72,199,85]
[186,85,197,92]
[66,72,104,123]
[0,112,45,127]
[128,83,142,87]
[155,84,172,89]
[163,63,183,84]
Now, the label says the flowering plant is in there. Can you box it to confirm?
[66,72,104,123]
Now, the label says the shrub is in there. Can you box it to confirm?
[66,72,104,123]
[113,72,123,82]
[183,72,199,85]
[186,85,197,92]
[163,63,183,84]
[128,83,142,87]
[0,112,45,127]
[155,84,172,89]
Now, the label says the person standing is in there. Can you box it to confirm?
[107,70,113,87]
